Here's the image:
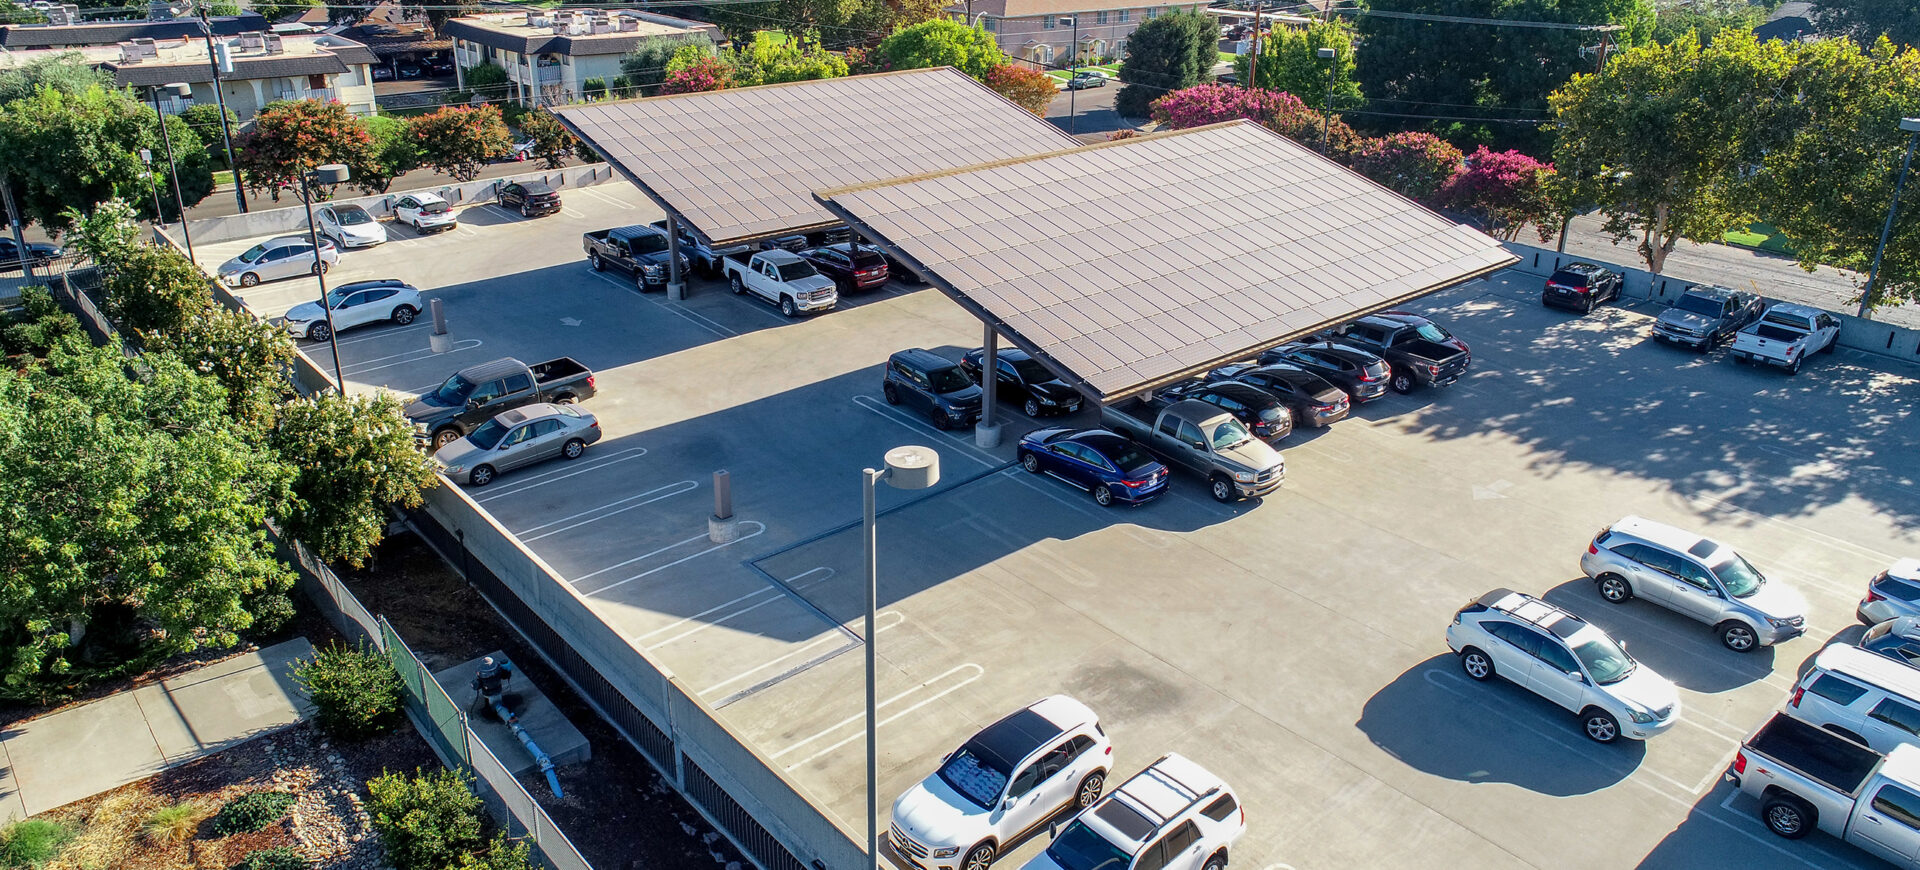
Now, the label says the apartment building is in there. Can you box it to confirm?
[949,0,1210,67]
[444,9,720,106]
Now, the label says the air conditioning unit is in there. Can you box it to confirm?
[239,31,265,50]
[132,37,158,57]
[590,21,612,33]
[616,17,638,31]
[263,34,284,54]
[116,42,144,64]
[524,11,539,25]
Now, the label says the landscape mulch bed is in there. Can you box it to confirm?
[341,531,749,870]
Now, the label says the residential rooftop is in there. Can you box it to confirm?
[0,30,377,85]
[443,9,718,56]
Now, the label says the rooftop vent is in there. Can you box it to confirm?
[116,41,144,63]
[263,33,283,54]
[239,31,265,50]
[616,17,638,31]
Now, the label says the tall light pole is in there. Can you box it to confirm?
[863,446,940,870]
[1317,45,1337,155]
[147,82,195,263]
[139,148,165,229]
[1061,16,1078,135]
[1247,3,1263,90]
[298,163,350,393]
[1859,117,1920,320]
[196,1,248,214]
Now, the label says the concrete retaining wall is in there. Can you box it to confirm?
[187,163,620,245]
[1501,241,1920,365]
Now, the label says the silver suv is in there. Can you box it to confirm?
[1580,516,1807,651]
[1020,753,1245,870]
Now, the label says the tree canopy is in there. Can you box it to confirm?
[269,392,437,569]
[1232,20,1362,111]
[620,33,718,93]
[1350,131,1463,203]
[0,83,214,230]
[1117,11,1221,119]
[876,19,1007,79]
[984,64,1058,116]
[410,105,511,182]
[1811,0,1920,51]
[723,32,850,86]
[235,99,375,202]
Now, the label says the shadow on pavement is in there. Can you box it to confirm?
[1541,578,1777,693]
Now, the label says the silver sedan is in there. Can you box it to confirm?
[434,403,601,487]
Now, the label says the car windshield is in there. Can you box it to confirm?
[465,418,509,450]
[775,261,818,282]
[1043,821,1131,870]
[928,366,971,393]
[1676,294,1724,317]
[629,233,669,255]
[432,374,473,404]
[238,244,267,263]
[1713,552,1765,598]
[1413,322,1452,342]
[1572,635,1636,685]
[1209,419,1252,450]
[335,207,373,225]
[934,748,1008,810]
[1012,359,1053,383]
[324,287,356,308]
[1258,405,1287,422]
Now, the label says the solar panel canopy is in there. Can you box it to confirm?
[549,67,1080,246]
[816,120,1518,401]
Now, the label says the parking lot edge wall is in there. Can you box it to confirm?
[1500,240,1920,364]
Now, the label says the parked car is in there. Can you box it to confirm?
[216,235,338,287]
[282,278,421,343]
[405,356,597,449]
[434,403,601,487]
[1447,588,1680,743]
[1205,362,1349,427]
[372,64,394,81]
[884,348,983,431]
[1541,262,1624,314]
[1160,380,1293,442]
[1018,427,1169,507]
[584,225,691,291]
[1260,341,1389,402]
[1580,515,1808,651]
[396,61,422,79]
[0,237,61,269]
[798,243,889,293]
[1065,72,1107,89]
[650,218,750,277]
[1861,560,1920,625]
[1730,303,1841,374]
[1861,617,1920,669]
[497,180,561,217]
[1728,711,1920,865]
[1317,311,1470,393]
[314,203,387,249]
[889,695,1112,870]
[1100,398,1284,502]
[1019,753,1245,870]
[1786,644,1920,755]
[722,250,837,316]
[959,347,1083,417]
[393,191,458,233]
[1652,284,1765,351]
[423,55,454,76]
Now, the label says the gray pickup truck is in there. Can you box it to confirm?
[405,356,596,448]
[1729,712,1920,867]
[1101,398,1285,502]
[583,225,691,290]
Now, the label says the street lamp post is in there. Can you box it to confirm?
[1859,116,1920,320]
[197,2,248,214]
[139,149,165,229]
[1061,16,1079,135]
[297,163,351,393]
[862,446,940,870]
[1316,46,1337,155]
[146,82,195,263]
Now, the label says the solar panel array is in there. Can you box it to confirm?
[819,121,1517,400]
[550,68,1080,245]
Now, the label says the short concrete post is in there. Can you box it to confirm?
[708,470,740,543]
[428,298,452,353]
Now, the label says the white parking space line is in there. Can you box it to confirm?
[579,187,635,209]
[512,480,699,543]
[340,339,482,376]
[588,272,735,340]
[642,567,838,650]
[561,207,584,219]
[578,522,766,597]
[636,567,834,644]
[698,611,905,699]
[474,447,649,503]
[849,395,1001,468]
[328,322,433,346]
[775,663,984,769]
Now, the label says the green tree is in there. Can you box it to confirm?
[1651,0,1766,44]
[1232,19,1362,111]
[518,109,576,169]
[358,115,420,195]
[461,64,509,93]
[0,1,48,24]
[250,0,318,23]
[1350,131,1463,202]
[0,51,109,103]
[581,76,609,99]
[99,243,212,342]
[366,768,484,870]
[268,391,437,568]
[177,103,238,167]
[1117,11,1221,119]
[60,199,143,268]
[723,32,849,86]
[146,302,296,431]
[0,84,212,231]
[876,19,1006,79]
[620,33,718,93]
[410,105,511,182]
[235,100,375,202]
[1812,0,1920,50]
[1550,30,1796,273]
[399,0,476,34]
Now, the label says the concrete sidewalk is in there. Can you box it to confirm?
[0,638,315,820]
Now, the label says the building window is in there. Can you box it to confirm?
[1096,10,1107,23]
[982,15,996,31]
[1043,15,1055,28]
[1119,8,1130,21]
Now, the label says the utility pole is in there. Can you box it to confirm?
[1247,4,1262,90]
[196,0,248,213]
[1,172,36,284]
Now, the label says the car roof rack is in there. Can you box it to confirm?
[1112,754,1224,836]
[1486,590,1585,639]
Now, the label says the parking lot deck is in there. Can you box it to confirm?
[199,187,1920,869]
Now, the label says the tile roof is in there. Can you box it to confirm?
[550,68,1082,246]
[0,13,266,48]
[816,120,1517,401]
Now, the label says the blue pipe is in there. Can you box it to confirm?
[483,660,563,798]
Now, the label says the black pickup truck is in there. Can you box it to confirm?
[583,225,691,290]
[404,356,596,448]
[1318,312,1471,393]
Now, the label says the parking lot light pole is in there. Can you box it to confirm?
[1859,116,1920,320]
[1062,17,1078,135]
[863,446,940,870]
[298,163,351,393]
[1317,46,1337,155]
[147,83,196,263]
[139,149,165,230]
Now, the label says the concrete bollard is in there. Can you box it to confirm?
[428,298,452,353]
[708,470,741,543]
[974,421,1003,449]
[667,281,686,301]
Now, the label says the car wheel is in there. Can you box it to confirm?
[730,275,745,294]
[308,322,331,342]
[1390,369,1414,394]
[1459,647,1494,681]
[1762,795,1815,839]
[780,296,798,317]
[1021,452,1041,474]
[1582,297,1595,315]
[590,252,604,271]
[561,438,586,460]
[1023,398,1041,417]
[1821,337,1837,355]
[1202,857,1226,870]
[469,464,496,487]
[391,306,417,325]
[1596,574,1632,603]
[432,428,463,449]
[240,272,260,287]
[522,205,532,218]
[1093,485,1114,507]
[553,394,577,405]
[1209,475,1234,503]
[962,842,995,870]
[1786,357,1801,375]
[931,410,952,430]
[883,383,900,404]
[1075,771,1105,810]
[1581,708,1619,743]
[1719,621,1758,652]
[312,261,329,276]
[636,271,650,293]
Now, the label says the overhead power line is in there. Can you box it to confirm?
[1331,7,1625,31]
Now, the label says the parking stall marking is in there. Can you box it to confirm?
[577,521,767,597]
[474,447,649,503]
[638,567,838,650]
[698,611,905,700]
[337,339,483,377]
[775,663,985,770]
[578,187,635,209]
[327,321,434,347]
[849,395,1002,469]
[512,480,700,543]
[587,272,736,339]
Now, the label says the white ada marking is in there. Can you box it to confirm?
[777,664,985,769]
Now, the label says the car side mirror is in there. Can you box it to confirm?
[1189,440,1206,450]
[1568,671,1587,684]
[467,398,485,409]
[1049,821,1060,839]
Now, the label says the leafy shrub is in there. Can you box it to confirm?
[454,835,535,870]
[240,846,308,870]
[143,802,200,844]
[366,768,484,870]
[213,791,296,835]
[291,641,404,739]
[0,819,71,868]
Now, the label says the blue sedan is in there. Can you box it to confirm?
[1017,428,1169,507]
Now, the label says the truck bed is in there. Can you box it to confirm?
[530,357,588,384]
[1747,715,1882,797]
[1394,338,1467,365]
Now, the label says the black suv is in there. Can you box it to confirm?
[1542,262,1624,314]
[960,347,1082,417]
[1207,362,1351,427]
[1162,380,1293,442]
[884,349,982,430]
[1260,342,1390,402]
[497,181,561,218]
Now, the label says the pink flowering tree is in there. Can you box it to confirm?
[660,57,731,95]
[1349,132,1463,205]
[1443,146,1558,241]
[1149,84,1361,158]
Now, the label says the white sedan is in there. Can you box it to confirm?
[314,203,388,248]
[393,192,459,233]
[282,278,423,342]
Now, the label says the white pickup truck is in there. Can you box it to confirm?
[1730,303,1841,375]
[722,250,837,317]
[1729,712,1920,867]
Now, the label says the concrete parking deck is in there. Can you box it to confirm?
[194,189,1920,869]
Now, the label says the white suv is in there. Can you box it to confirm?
[1787,643,1920,755]
[1447,588,1681,743]
[891,696,1112,870]
[1020,753,1245,870]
